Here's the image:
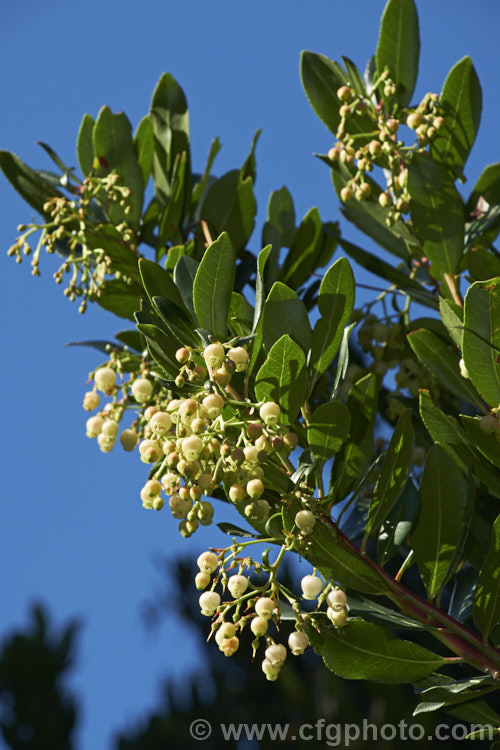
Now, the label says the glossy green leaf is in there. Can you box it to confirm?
[474,514,500,642]
[446,697,500,727]
[150,73,190,209]
[414,676,498,715]
[97,279,143,320]
[262,282,311,354]
[157,151,187,247]
[338,237,438,309]
[376,0,420,107]
[200,169,256,254]
[240,129,261,183]
[411,445,468,598]
[279,208,337,289]
[0,150,63,216]
[192,137,221,207]
[114,329,145,353]
[462,278,500,408]
[419,390,468,472]
[193,232,236,340]
[228,292,253,337]
[310,257,355,380]
[466,162,500,214]
[378,479,419,564]
[282,498,388,594]
[93,106,144,229]
[152,297,199,347]
[347,595,435,631]
[331,162,416,259]
[439,296,463,349]
[366,409,414,535]
[309,619,445,683]
[341,56,367,98]
[430,56,482,176]
[448,565,477,623]
[133,116,154,186]
[252,244,272,334]
[139,258,186,311]
[261,187,295,287]
[173,254,198,321]
[408,152,465,279]
[330,374,377,500]
[300,51,346,135]
[307,401,351,462]
[254,335,307,423]
[76,114,95,177]
[408,328,482,408]
[216,522,260,539]
[461,415,500,467]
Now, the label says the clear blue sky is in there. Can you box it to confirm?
[1,1,499,746]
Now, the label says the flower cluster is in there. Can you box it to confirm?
[7,172,136,313]
[194,550,350,681]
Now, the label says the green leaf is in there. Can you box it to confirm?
[446,697,500,727]
[448,565,477,622]
[173,255,198,321]
[152,297,199,348]
[0,150,63,216]
[307,401,351,462]
[332,322,355,396]
[262,282,311,354]
[262,186,296,251]
[308,619,445,683]
[462,278,500,408]
[200,169,256,253]
[93,106,144,229]
[439,296,463,349]
[341,56,367,99]
[300,51,346,136]
[283,500,388,594]
[347,595,435,631]
[378,479,420,564]
[309,257,355,381]
[240,129,261,183]
[252,244,272,334]
[150,73,190,209]
[414,676,498,715]
[411,445,468,598]
[216,522,260,539]
[338,237,438,309]
[192,137,221,207]
[474,514,500,642]
[133,116,154,186]
[139,258,186,311]
[408,328,482,408]
[76,114,95,177]
[466,162,500,214]
[279,208,337,290]
[461,415,500,467]
[254,335,307,423]
[430,56,482,176]
[193,232,236,340]
[375,0,420,108]
[97,279,143,320]
[330,374,377,500]
[228,292,253,337]
[114,329,145,352]
[366,409,414,535]
[408,152,465,279]
[157,151,188,247]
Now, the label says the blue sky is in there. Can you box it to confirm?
[1,1,500,746]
